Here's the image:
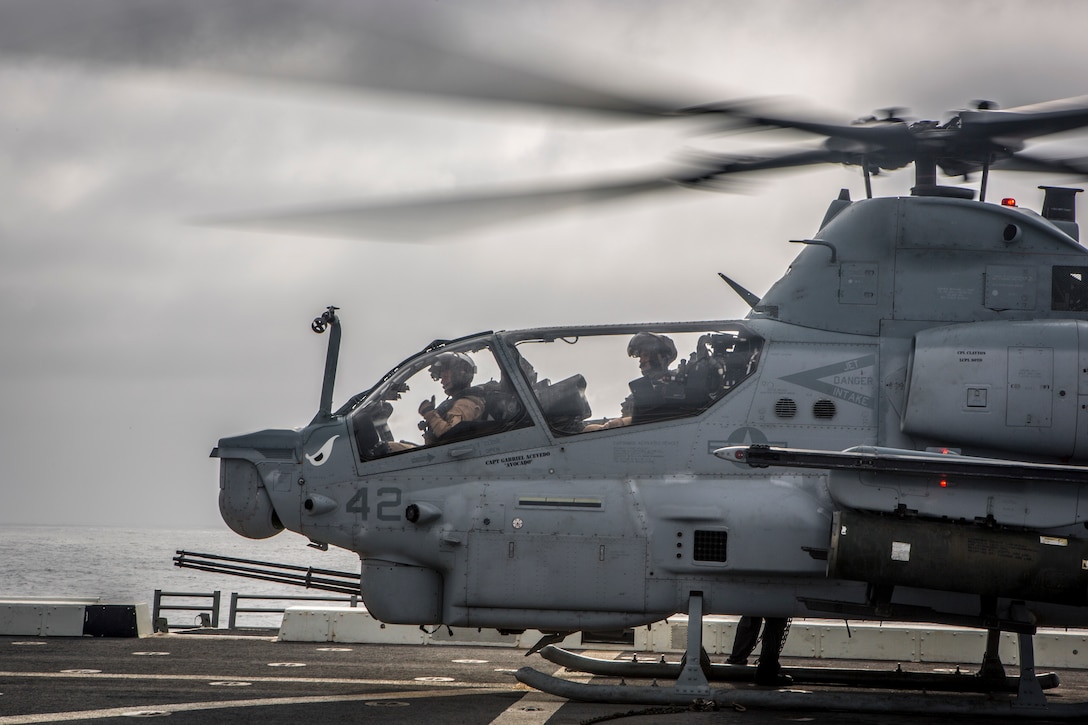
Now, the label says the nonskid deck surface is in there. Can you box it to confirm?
[3,634,1088,724]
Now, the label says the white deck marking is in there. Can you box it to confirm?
[0,671,511,688]
[0,685,511,724]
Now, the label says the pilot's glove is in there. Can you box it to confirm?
[418,396,436,416]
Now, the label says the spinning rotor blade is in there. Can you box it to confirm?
[733,110,915,149]
[206,169,730,242]
[9,0,1088,235]
[988,153,1088,176]
[213,145,854,242]
[687,147,852,177]
[0,0,712,119]
[960,96,1088,141]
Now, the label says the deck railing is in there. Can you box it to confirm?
[153,589,359,630]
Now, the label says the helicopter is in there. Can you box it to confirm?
[9,1,1088,714]
[207,85,1088,715]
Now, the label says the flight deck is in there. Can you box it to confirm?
[4,631,1088,724]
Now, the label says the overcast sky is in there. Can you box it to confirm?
[1,0,1087,529]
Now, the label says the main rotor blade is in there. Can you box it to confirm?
[205,170,724,242]
[0,0,709,118]
[960,96,1088,141]
[989,153,1088,176]
[712,100,916,148]
[754,118,914,148]
[210,143,859,242]
[687,147,849,177]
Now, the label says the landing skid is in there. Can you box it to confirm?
[513,592,1088,719]
[537,645,1060,694]
[514,668,1088,718]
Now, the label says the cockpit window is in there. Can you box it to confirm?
[351,341,529,461]
[514,326,761,435]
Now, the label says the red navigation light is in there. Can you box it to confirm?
[939,479,948,488]
[1001,197,1017,207]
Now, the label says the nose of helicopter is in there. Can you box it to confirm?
[211,429,302,539]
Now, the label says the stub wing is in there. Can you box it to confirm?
[716,444,1088,483]
[716,444,1088,528]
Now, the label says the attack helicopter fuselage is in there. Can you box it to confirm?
[214,189,1088,636]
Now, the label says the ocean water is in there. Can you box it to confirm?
[0,525,361,628]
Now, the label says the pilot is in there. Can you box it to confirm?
[727,616,792,686]
[622,332,686,424]
[586,332,684,430]
[418,352,486,443]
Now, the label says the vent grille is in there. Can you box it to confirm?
[813,399,837,419]
[693,530,728,562]
[774,398,798,418]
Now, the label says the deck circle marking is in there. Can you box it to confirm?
[414,676,455,682]
[365,701,410,707]
[132,651,170,656]
[11,641,47,646]
[316,647,353,652]
[61,669,102,674]
[268,662,307,667]
[209,681,252,687]
[120,710,170,718]
[452,659,489,664]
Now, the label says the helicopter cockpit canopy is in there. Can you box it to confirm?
[350,337,529,462]
[512,325,762,436]
[349,323,762,461]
